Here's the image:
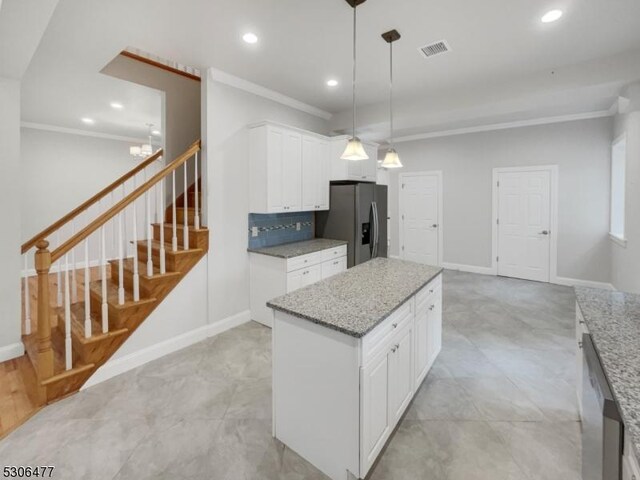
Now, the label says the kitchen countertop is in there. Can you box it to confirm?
[247,238,347,259]
[575,287,640,458]
[267,257,443,338]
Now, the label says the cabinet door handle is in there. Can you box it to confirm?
[395,343,400,350]
[429,289,434,293]
[333,261,339,265]
[429,305,435,311]
[391,346,397,353]
[578,341,583,349]
[579,319,585,325]
[392,323,398,329]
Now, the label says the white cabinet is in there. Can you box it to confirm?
[360,349,391,473]
[576,304,588,415]
[389,323,414,424]
[321,257,347,280]
[249,244,347,327]
[330,136,380,183]
[287,264,322,293]
[250,122,330,213]
[302,135,330,211]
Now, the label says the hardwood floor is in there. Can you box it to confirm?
[0,355,40,438]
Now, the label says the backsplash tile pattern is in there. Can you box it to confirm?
[248,212,314,249]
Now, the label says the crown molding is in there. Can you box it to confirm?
[21,122,147,143]
[394,110,613,143]
[208,68,333,121]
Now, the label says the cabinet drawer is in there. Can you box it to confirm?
[321,257,347,280]
[415,275,442,311]
[321,245,347,262]
[362,302,413,366]
[286,252,323,272]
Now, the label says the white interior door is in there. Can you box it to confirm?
[401,173,440,265]
[497,169,551,282]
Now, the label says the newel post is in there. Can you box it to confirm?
[35,240,54,386]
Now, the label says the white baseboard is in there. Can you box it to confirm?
[442,262,494,275]
[0,342,25,362]
[389,255,401,260]
[554,277,615,291]
[81,310,251,390]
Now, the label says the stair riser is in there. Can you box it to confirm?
[110,263,182,299]
[88,289,155,330]
[137,245,199,272]
[55,318,126,365]
[152,224,208,250]
[165,208,197,226]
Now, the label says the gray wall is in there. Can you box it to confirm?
[20,128,140,241]
[612,83,640,293]
[102,55,201,165]
[0,77,22,359]
[204,72,329,323]
[387,117,613,284]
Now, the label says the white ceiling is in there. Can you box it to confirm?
[14,0,640,141]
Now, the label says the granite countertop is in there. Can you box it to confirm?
[267,257,443,338]
[247,238,347,259]
[575,287,640,458]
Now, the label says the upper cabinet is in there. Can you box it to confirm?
[330,137,379,183]
[249,122,329,214]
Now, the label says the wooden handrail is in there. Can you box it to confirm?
[21,149,164,254]
[51,140,201,263]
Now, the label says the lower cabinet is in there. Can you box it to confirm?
[249,244,347,327]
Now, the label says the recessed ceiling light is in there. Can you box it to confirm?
[110,102,124,110]
[81,117,95,125]
[541,9,563,23]
[243,32,258,44]
[327,79,339,87]
[151,130,161,136]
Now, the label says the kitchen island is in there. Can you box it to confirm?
[267,258,443,480]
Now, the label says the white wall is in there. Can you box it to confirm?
[388,117,613,284]
[0,77,23,360]
[204,70,329,324]
[611,83,640,293]
[20,127,144,241]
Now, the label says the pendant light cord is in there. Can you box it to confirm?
[389,41,393,149]
[352,4,357,140]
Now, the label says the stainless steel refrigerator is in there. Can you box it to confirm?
[316,182,388,268]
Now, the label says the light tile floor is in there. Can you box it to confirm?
[0,270,581,479]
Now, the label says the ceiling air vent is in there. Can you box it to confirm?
[419,40,451,59]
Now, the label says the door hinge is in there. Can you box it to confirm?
[402,245,405,251]
[496,218,499,225]
[496,256,499,262]
[497,181,500,187]
[402,214,405,221]
[402,183,405,189]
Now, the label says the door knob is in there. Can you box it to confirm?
[539,230,549,235]
[432,224,438,228]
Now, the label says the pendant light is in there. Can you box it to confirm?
[341,0,369,161]
[381,29,403,169]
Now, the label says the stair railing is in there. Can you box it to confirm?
[21,140,201,389]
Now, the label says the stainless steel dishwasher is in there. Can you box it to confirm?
[581,333,623,480]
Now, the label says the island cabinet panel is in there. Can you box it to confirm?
[271,269,442,480]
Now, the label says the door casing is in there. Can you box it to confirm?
[491,165,559,283]
[398,171,443,266]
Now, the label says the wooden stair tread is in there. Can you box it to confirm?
[55,304,128,345]
[109,258,181,280]
[151,222,208,232]
[136,239,204,256]
[89,279,156,308]
[22,333,93,380]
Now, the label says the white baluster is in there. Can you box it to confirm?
[122,184,128,258]
[23,256,31,335]
[64,253,72,370]
[146,168,153,277]
[172,170,178,251]
[194,152,200,230]
[111,190,116,258]
[56,231,63,307]
[100,226,109,333]
[159,179,166,274]
[131,176,140,301]
[84,236,91,338]
[118,212,125,305]
[70,219,78,304]
[183,161,189,250]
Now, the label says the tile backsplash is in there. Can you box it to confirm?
[248,212,314,249]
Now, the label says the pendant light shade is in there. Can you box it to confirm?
[342,137,369,161]
[381,29,402,169]
[341,0,369,161]
[381,148,403,168]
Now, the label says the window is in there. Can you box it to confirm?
[610,135,627,245]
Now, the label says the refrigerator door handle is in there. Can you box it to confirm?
[372,201,379,258]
